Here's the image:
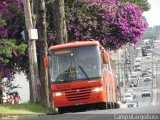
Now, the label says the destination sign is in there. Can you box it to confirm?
[55,50,72,54]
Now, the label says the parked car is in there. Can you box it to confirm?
[127,100,138,107]
[141,89,152,97]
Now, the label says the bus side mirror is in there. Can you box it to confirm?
[102,50,108,64]
[44,54,49,68]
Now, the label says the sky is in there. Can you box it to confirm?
[143,0,160,27]
[13,73,30,103]
[2,72,30,103]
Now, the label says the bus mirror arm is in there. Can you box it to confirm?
[44,54,49,68]
[102,50,108,64]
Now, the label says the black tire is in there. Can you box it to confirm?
[112,103,115,109]
[115,103,119,108]
[114,103,118,109]
[99,102,107,110]
[117,103,120,108]
[58,107,66,114]
[111,103,115,109]
[107,102,112,109]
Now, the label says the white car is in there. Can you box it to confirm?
[135,57,142,63]
[143,75,152,82]
[129,76,139,81]
[122,93,134,103]
[125,89,136,97]
[146,55,152,59]
[147,52,152,56]
[146,67,152,73]
[127,100,138,107]
[141,89,151,97]
[147,69,152,74]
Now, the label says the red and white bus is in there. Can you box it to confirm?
[44,40,119,113]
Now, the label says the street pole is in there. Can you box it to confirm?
[23,0,40,102]
[156,58,157,86]
[118,51,121,100]
[108,54,115,108]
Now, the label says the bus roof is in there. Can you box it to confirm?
[49,41,100,50]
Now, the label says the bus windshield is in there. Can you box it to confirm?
[49,45,102,83]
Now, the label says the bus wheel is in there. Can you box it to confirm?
[99,102,107,110]
[115,103,119,108]
[114,103,117,108]
[107,102,112,109]
[111,103,114,109]
[58,107,66,114]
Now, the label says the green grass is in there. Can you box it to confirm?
[0,103,56,115]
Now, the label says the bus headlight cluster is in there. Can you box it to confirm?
[53,92,64,96]
[92,86,103,92]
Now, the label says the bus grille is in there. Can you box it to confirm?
[65,87,92,101]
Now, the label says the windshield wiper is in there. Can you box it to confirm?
[78,65,90,79]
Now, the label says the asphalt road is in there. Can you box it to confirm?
[15,105,160,120]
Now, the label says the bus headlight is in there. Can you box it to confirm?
[53,92,64,96]
[92,86,103,92]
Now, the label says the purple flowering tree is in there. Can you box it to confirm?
[64,0,148,50]
[0,0,24,39]
[0,0,27,80]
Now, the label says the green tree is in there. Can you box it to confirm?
[0,0,27,80]
[0,39,26,64]
[119,0,151,11]
[142,25,160,40]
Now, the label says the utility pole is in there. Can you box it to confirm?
[108,54,115,108]
[23,0,41,102]
[118,50,121,101]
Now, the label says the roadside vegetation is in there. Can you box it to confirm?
[0,102,56,115]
